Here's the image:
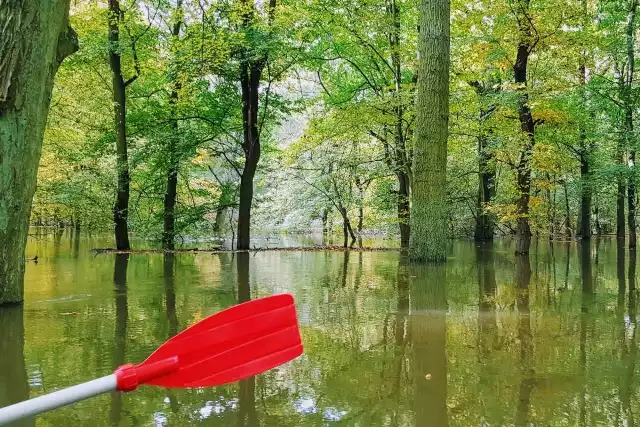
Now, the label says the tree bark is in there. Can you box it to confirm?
[626,0,638,249]
[409,0,449,262]
[162,0,183,250]
[385,0,411,248]
[471,81,497,241]
[0,1,77,304]
[236,0,276,250]
[321,207,329,234]
[513,0,535,255]
[577,2,591,240]
[108,0,131,250]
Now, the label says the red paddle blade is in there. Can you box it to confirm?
[115,294,303,390]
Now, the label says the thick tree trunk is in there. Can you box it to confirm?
[409,0,449,262]
[0,1,77,304]
[108,0,131,250]
[237,61,262,250]
[398,172,411,247]
[236,0,275,250]
[513,0,535,255]
[163,1,184,250]
[579,155,591,239]
[321,208,329,234]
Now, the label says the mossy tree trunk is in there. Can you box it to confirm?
[0,1,77,304]
[409,0,450,262]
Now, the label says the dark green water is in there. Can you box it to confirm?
[1,232,638,426]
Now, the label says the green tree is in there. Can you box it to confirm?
[409,0,450,262]
[0,1,77,304]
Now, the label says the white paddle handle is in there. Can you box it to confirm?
[0,374,117,425]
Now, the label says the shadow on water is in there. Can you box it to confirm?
[406,256,448,426]
[236,252,257,427]
[0,305,33,427]
[110,254,129,426]
[515,254,533,427]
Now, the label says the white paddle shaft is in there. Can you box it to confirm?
[0,374,117,425]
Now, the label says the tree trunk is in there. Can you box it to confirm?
[579,155,591,239]
[513,0,535,255]
[236,0,276,250]
[563,180,572,237]
[475,133,496,241]
[321,207,329,234]
[577,7,591,239]
[108,0,131,250]
[340,207,356,248]
[409,0,449,262]
[386,0,411,249]
[355,177,364,233]
[626,0,639,249]
[0,1,77,304]
[162,0,183,250]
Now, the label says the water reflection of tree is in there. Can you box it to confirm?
[110,254,129,426]
[579,241,593,427]
[408,261,447,427]
[0,305,33,427]
[163,254,178,337]
[163,254,180,415]
[476,242,497,357]
[515,254,534,427]
[620,249,637,427]
[236,252,258,427]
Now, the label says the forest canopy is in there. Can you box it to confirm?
[29,0,640,250]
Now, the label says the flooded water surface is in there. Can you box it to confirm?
[1,233,639,426]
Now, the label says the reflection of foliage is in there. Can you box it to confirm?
[16,237,640,425]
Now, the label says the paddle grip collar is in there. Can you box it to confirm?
[115,357,180,392]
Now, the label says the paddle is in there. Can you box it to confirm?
[0,294,303,425]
